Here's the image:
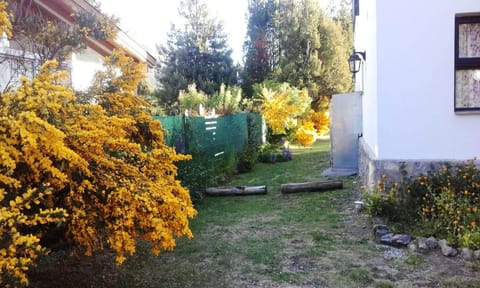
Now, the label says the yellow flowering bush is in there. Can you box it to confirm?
[0,5,67,286]
[0,51,196,286]
[63,50,196,264]
[0,0,11,38]
[295,119,316,147]
[258,83,320,146]
[309,110,330,136]
[310,96,330,136]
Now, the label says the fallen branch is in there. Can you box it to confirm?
[281,180,343,194]
[206,185,267,196]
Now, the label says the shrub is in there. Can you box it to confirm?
[256,82,319,146]
[237,145,258,173]
[178,84,208,115]
[295,119,316,147]
[177,156,217,202]
[309,109,330,136]
[207,84,242,115]
[0,53,196,286]
[258,143,292,164]
[364,162,480,249]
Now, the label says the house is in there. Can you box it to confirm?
[0,0,156,92]
[352,1,480,188]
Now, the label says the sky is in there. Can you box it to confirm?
[99,0,249,64]
[99,0,337,64]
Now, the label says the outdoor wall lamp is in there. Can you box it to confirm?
[348,51,366,74]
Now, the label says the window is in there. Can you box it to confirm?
[455,15,480,112]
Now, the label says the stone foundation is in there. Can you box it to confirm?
[358,137,478,190]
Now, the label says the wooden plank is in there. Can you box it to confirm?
[206,185,267,196]
[281,180,343,194]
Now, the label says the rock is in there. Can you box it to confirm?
[438,239,448,249]
[408,242,418,253]
[380,233,394,245]
[417,236,438,252]
[417,237,428,251]
[442,246,458,257]
[391,234,412,247]
[438,239,458,257]
[474,250,480,260]
[373,225,390,241]
[461,248,473,260]
[425,236,438,249]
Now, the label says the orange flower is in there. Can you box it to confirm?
[471,221,477,227]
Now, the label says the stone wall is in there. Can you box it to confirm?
[358,137,478,191]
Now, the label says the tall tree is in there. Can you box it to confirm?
[316,8,352,96]
[277,0,322,96]
[242,0,279,97]
[242,0,352,102]
[156,0,236,114]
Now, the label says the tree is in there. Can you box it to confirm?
[156,0,237,114]
[242,0,279,97]
[242,0,352,102]
[315,4,352,96]
[276,0,323,97]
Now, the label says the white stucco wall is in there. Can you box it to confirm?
[357,0,480,160]
[71,48,104,91]
[354,0,378,157]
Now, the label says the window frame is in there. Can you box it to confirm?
[454,14,480,112]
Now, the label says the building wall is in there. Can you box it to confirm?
[356,1,480,188]
[71,48,105,91]
[354,0,378,157]
[357,0,480,161]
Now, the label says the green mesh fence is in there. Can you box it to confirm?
[154,115,184,147]
[153,113,262,158]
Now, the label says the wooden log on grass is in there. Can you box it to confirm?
[281,180,343,194]
[206,185,267,196]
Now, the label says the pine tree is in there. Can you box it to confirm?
[156,0,236,114]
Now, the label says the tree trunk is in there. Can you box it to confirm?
[206,185,267,196]
[281,180,343,194]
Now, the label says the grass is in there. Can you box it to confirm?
[29,139,480,287]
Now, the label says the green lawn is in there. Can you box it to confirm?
[30,140,480,288]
